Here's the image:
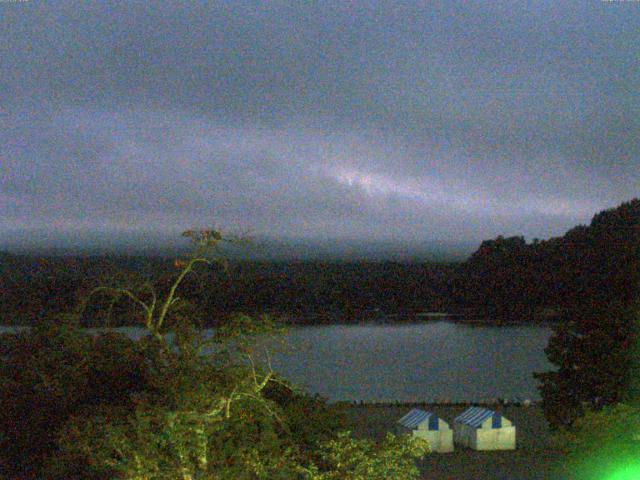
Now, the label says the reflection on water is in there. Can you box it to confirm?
[258,321,553,402]
[0,321,553,403]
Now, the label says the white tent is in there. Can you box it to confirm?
[453,406,515,450]
[397,408,454,453]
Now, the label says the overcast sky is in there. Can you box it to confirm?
[1,1,638,248]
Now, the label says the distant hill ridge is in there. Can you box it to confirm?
[0,198,638,325]
[455,198,640,319]
[0,234,476,262]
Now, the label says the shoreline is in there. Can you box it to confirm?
[343,403,560,479]
[335,399,538,407]
[0,314,562,329]
[0,319,561,329]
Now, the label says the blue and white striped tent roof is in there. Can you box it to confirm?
[454,407,502,428]
[398,409,440,430]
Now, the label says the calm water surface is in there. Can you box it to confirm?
[0,321,553,403]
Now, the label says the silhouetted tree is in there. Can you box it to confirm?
[535,303,639,429]
[534,199,640,428]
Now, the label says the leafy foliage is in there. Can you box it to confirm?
[530,199,640,428]
[535,304,639,429]
[0,315,149,478]
[553,403,640,479]
[262,378,347,456]
[51,313,426,480]
[1,230,430,479]
[306,431,429,480]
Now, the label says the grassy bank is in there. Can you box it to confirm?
[344,404,565,480]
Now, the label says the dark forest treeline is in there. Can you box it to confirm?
[454,198,640,321]
[0,255,457,326]
[1,198,639,326]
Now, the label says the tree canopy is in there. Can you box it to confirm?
[0,230,430,480]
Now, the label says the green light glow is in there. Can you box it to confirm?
[606,463,640,480]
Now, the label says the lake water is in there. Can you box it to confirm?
[0,321,553,403]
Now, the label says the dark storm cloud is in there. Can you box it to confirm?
[1,1,638,244]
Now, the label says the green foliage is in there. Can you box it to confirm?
[528,199,640,436]
[51,320,427,480]
[553,403,640,479]
[263,378,347,455]
[1,231,430,479]
[0,315,148,478]
[535,304,639,429]
[56,399,298,480]
[305,431,429,480]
